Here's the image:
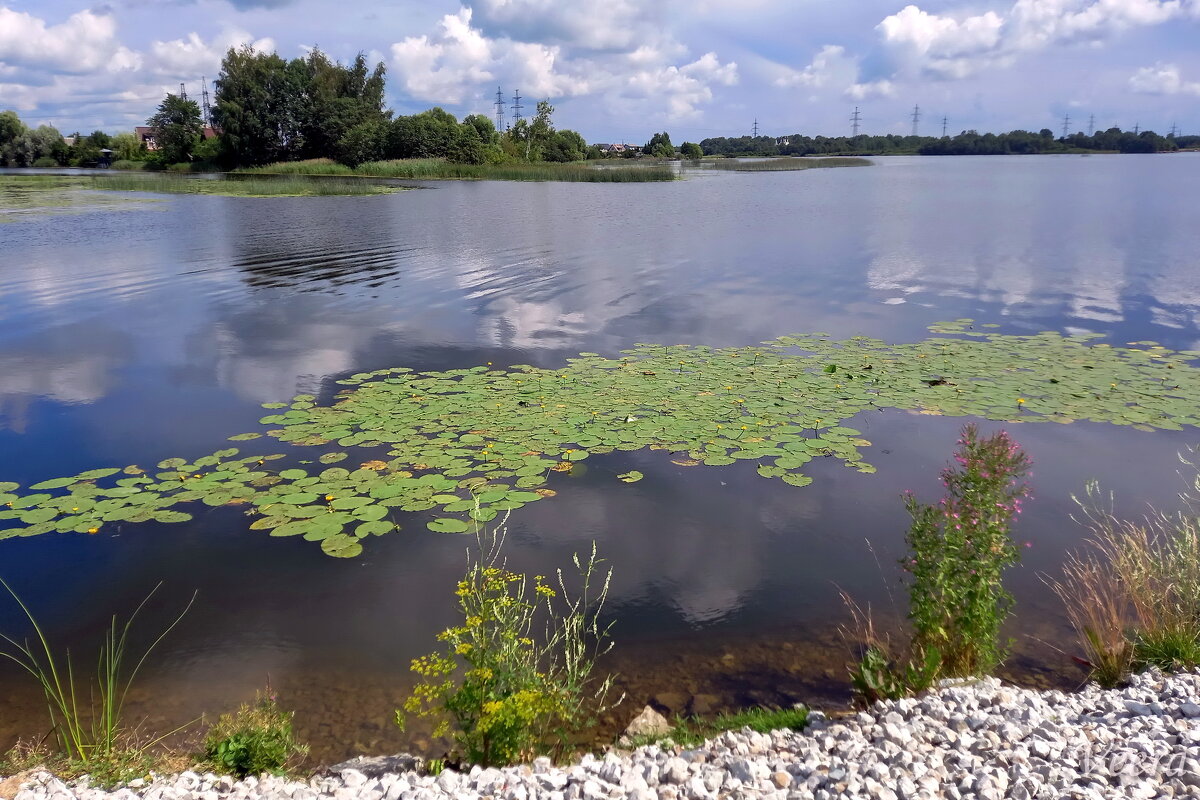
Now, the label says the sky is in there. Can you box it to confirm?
[1,0,1198,143]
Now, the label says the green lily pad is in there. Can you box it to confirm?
[427,518,471,533]
[617,471,644,483]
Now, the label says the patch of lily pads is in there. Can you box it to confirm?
[4,321,1200,557]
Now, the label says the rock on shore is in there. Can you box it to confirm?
[8,669,1200,800]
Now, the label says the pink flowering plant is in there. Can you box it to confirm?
[904,423,1032,677]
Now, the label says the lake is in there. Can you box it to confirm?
[2,154,1200,760]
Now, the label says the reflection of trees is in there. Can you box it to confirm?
[0,324,133,432]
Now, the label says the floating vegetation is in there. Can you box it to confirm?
[4,321,1200,557]
[0,176,156,219]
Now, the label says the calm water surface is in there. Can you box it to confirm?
[2,155,1200,759]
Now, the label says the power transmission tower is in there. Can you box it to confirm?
[1061,113,1070,139]
[911,104,921,137]
[1169,122,1178,138]
[942,116,948,137]
[1133,121,1139,135]
[494,86,506,132]
[201,77,213,127]
[850,106,861,137]
[752,118,759,137]
[510,89,524,127]
[1087,114,1095,136]
[180,82,188,101]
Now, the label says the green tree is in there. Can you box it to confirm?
[213,46,306,166]
[644,131,674,158]
[542,129,586,162]
[111,132,146,161]
[335,120,386,167]
[148,93,204,164]
[387,107,459,158]
[680,141,702,159]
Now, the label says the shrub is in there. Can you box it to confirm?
[398,521,620,766]
[31,157,58,168]
[844,424,1031,702]
[903,424,1031,677]
[202,690,307,778]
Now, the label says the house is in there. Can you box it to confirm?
[134,125,220,151]
[134,126,157,150]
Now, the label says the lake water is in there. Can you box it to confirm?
[2,154,1200,760]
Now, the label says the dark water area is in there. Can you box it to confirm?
[2,154,1200,761]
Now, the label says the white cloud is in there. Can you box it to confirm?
[0,7,130,74]
[391,7,734,119]
[846,79,895,99]
[873,0,1188,81]
[1129,62,1200,95]
[149,30,275,79]
[465,0,658,51]
[772,45,852,89]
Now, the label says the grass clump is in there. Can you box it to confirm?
[398,519,620,767]
[625,707,809,749]
[109,160,147,171]
[236,158,356,176]
[0,738,189,789]
[1051,473,1200,686]
[0,580,194,766]
[202,689,307,778]
[709,157,871,171]
[845,424,1031,703]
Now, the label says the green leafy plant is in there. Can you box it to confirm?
[844,425,1030,703]
[202,689,307,778]
[903,424,1031,677]
[398,519,620,766]
[0,579,194,766]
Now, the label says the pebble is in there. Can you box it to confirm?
[9,670,1200,800]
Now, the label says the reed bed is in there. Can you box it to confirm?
[709,157,872,171]
[239,158,676,182]
[90,174,395,197]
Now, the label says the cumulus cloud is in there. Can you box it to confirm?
[1129,62,1200,95]
[772,45,852,89]
[0,6,136,74]
[390,6,735,119]
[464,0,669,52]
[873,0,1188,81]
[149,30,275,78]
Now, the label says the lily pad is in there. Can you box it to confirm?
[427,518,471,533]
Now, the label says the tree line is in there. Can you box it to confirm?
[700,127,1189,158]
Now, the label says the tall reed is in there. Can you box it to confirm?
[0,580,195,764]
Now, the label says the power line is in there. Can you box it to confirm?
[850,106,861,137]
[911,104,921,137]
[510,89,524,127]
[493,86,506,132]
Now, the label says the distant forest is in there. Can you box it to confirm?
[701,129,1198,158]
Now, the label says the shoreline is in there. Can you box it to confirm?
[6,669,1200,800]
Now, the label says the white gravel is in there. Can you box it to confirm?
[8,669,1200,800]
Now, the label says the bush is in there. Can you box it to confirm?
[202,690,307,778]
[845,424,1031,702]
[398,521,620,766]
[110,160,147,171]
[31,157,58,168]
[903,424,1031,676]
